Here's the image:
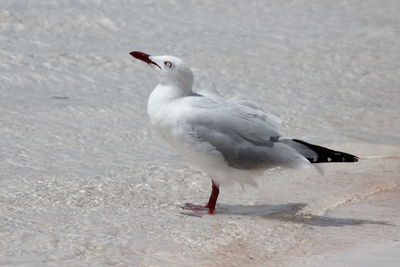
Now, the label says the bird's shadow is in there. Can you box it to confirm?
[216,203,395,227]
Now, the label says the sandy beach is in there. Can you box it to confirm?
[1,0,399,266]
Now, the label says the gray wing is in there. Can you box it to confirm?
[179,97,307,170]
[227,96,282,129]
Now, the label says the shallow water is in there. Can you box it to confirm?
[1,0,400,266]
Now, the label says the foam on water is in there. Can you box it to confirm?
[300,180,400,216]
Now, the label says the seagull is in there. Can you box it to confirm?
[129,51,358,215]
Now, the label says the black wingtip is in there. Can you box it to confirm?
[293,139,359,163]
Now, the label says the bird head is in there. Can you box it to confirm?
[130,51,194,90]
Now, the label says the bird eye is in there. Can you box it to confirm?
[164,61,172,68]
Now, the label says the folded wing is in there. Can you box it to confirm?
[177,97,310,170]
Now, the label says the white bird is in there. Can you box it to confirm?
[130,51,358,215]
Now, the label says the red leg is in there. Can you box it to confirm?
[205,180,219,214]
[181,180,220,215]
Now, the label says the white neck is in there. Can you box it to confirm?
[147,84,193,120]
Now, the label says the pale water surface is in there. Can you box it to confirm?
[1,0,399,266]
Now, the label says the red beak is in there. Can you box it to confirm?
[129,51,160,69]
